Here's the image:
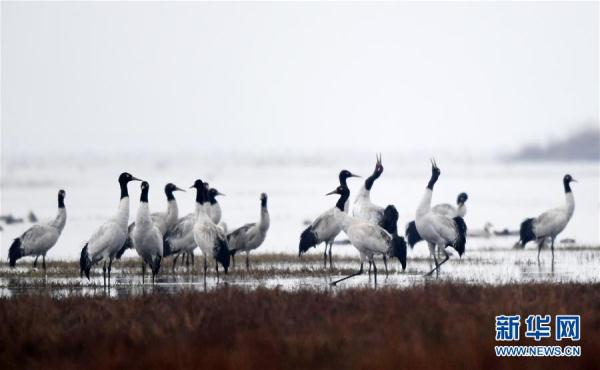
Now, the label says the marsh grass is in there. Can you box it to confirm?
[0,283,598,369]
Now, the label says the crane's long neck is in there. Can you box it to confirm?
[51,200,67,231]
[336,189,350,212]
[194,187,210,221]
[564,182,575,216]
[136,201,151,225]
[259,199,270,231]
[416,188,433,219]
[364,169,380,191]
[116,196,130,229]
[417,170,438,219]
[166,199,179,227]
[355,186,371,204]
[456,203,467,218]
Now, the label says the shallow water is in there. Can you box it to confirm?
[1,244,598,298]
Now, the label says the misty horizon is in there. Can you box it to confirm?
[2,2,598,162]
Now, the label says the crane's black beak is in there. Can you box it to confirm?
[216,191,226,196]
[131,176,142,182]
[325,189,338,196]
[174,186,186,192]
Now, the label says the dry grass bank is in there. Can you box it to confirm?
[0,283,598,369]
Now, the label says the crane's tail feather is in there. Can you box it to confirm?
[79,244,92,280]
[390,235,407,271]
[8,238,23,267]
[518,218,536,248]
[452,217,467,257]
[405,221,422,248]
[299,226,318,256]
[162,239,173,257]
[115,236,133,260]
[152,255,162,276]
[379,205,399,235]
[215,237,231,273]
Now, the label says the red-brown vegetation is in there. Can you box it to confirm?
[0,283,598,369]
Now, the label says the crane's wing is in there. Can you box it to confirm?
[432,203,456,218]
[227,223,255,251]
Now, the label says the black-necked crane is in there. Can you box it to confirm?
[228,193,270,270]
[132,181,163,284]
[413,160,467,277]
[327,185,407,286]
[299,169,360,268]
[8,189,67,273]
[516,174,576,262]
[116,182,184,259]
[80,172,142,286]
[190,179,230,280]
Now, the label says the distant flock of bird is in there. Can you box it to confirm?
[6,155,577,286]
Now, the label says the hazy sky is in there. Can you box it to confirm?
[2,2,598,160]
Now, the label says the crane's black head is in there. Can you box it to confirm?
[365,154,384,190]
[427,158,441,190]
[164,183,185,200]
[190,179,206,190]
[208,188,225,204]
[260,193,268,207]
[339,170,360,185]
[326,185,350,212]
[374,153,384,175]
[118,172,141,185]
[190,179,207,203]
[457,192,468,206]
[118,172,142,199]
[563,174,577,193]
[58,189,66,208]
[140,181,150,202]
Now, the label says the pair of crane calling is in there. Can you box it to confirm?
[8,159,577,285]
[8,172,270,286]
[298,156,577,283]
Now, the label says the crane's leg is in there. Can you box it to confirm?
[172,253,179,272]
[368,260,372,276]
[331,262,364,286]
[425,247,450,277]
[142,261,146,284]
[551,237,555,263]
[372,259,378,285]
[42,255,47,274]
[215,259,220,280]
[152,258,157,285]
[190,251,195,270]
[185,252,190,269]
[203,255,208,282]
[246,252,250,271]
[328,243,333,269]
[323,243,328,268]
[108,257,113,286]
[102,261,107,287]
[33,256,39,269]
[537,238,544,262]
[427,242,435,269]
[383,255,388,277]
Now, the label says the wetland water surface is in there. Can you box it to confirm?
[1,244,598,298]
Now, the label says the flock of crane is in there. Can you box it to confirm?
[6,155,576,286]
